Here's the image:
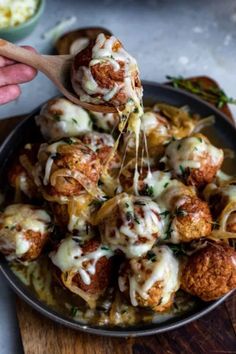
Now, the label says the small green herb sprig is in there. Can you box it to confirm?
[167,75,236,109]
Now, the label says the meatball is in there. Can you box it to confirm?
[71,33,142,108]
[35,138,102,200]
[0,204,52,262]
[96,193,165,258]
[168,195,212,243]
[8,143,39,199]
[79,131,121,170]
[181,242,236,301]
[35,97,92,141]
[164,134,223,187]
[118,245,180,312]
[50,237,114,308]
[155,179,212,243]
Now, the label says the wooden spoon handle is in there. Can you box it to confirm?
[0,39,46,70]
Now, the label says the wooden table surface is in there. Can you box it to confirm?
[1,77,236,354]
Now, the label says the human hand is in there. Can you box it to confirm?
[0,46,37,105]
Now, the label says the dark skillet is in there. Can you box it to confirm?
[0,82,235,337]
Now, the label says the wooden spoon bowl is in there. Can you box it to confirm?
[0,39,117,113]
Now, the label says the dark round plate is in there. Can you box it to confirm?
[0,82,235,337]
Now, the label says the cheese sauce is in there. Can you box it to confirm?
[119,246,180,307]
[165,134,223,176]
[35,98,92,141]
[50,236,114,285]
[98,193,165,258]
[0,204,51,260]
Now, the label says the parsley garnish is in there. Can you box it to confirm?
[164,182,169,188]
[159,210,170,218]
[126,211,133,221]
[134,201,146,206]
[133,107,139,114]
[179,165,185,175]
[125,202,129,208]
[147,250,156,262]
[175,207,188,217]
[134,215,140,224]
[63,137,74,145]
[53,115,61,122]
[167,75,236,109]
[197,137,202,143]
[72,118,78,124]
[101,245,110,251]
[70,306,79,317]
[144,185,154,197]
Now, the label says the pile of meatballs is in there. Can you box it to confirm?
[0,33,236,324]
[0,95,235,319]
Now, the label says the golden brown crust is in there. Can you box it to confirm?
[173,196,212,242]
[43,141,101,197]
[21,230,49,261]
[186,156,223,187]
[181,242,236,301]
[71,239,112,295]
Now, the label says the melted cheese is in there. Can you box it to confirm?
[143,171,172,199]
[91,111,118,132]
[98,193,165,258]
[50,236,113,285]
[119,245,180,307]
[0,204,51,260]
[35,98,92,141]
[165,134,223,175]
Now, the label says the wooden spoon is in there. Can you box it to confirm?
[0,39,116,113]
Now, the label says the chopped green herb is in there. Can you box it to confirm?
[53,114,61,122]
[72,237,83,245]
[168,244,185,256]
[164,182,169,188]
[134,201,146,206]
[63,137,74,145]
[166,75,236,109]
[144,185,154,197]
[133,107,139,114]
[159,210,170,218]
[125,202,129,208]
[175,208,188,217]
[126,211,133,221]
[179,165,185,175]
[134,215,140,224]
[164,222,173,240]
[197,137,202,143]
[101,245,110,251]
[147,250,156,262]
[70,306,79,317]
[72,118,78,124]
